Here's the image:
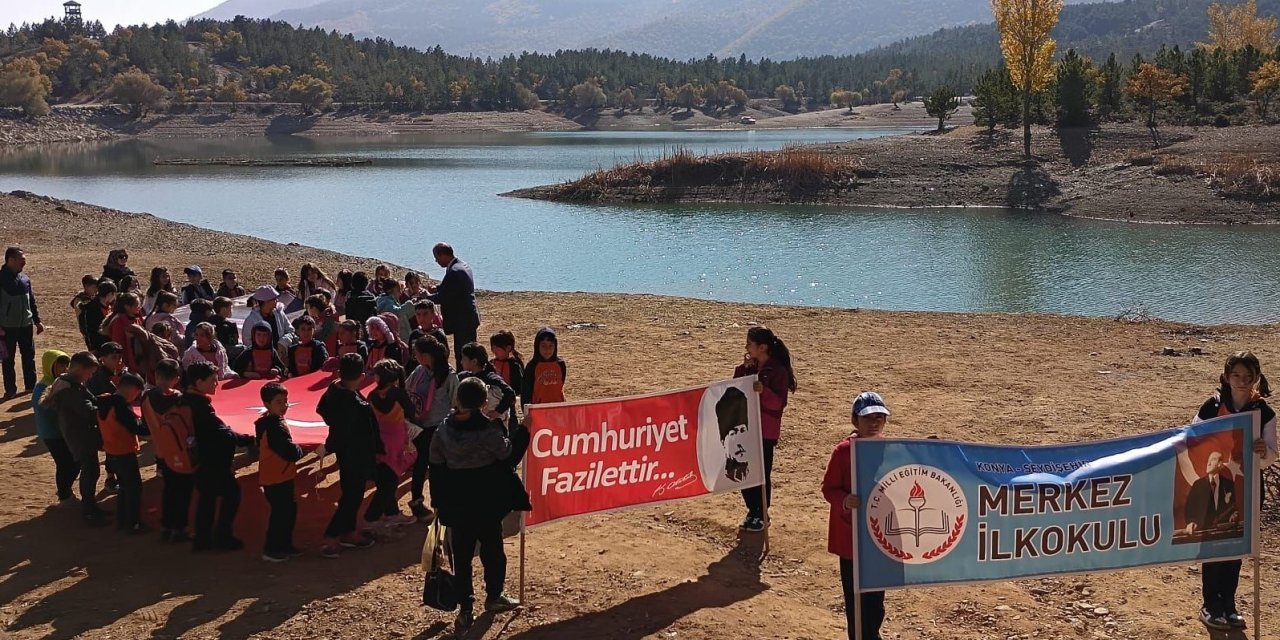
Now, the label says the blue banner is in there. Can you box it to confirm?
[853,413,1260,591]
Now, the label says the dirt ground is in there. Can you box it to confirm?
[2,191,1280,640]
[510,122,1280,225]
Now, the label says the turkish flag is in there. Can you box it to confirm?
[212,371,369,448]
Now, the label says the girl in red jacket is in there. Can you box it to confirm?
[822,392,890,640]
[733,326,797,532]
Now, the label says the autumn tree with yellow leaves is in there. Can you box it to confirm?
[991,0,1065,159]
[1126,63,1186,147]
[1201,0,1278,52]
[1252,60,1280,120]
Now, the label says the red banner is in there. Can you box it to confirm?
[212,371,371,448]
[524,377,764,527]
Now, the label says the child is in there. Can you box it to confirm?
[287,315,329,376]
[256,382,304,562]
[182,322,235,379]
[233,323,286,380]
[334,269,354,316]
[372,265,392,295]
[734,326,797,532]
[317,353,383,558]
[300,263,336,301]
[87,341,123,396]
[81,280,116,351]
[145,291,185,341]
[274,268,303,314]
[211,296,240,352]
[409,300,448,354]
[429,377,526,633]
[180,265,216,306]
[186,360,256,551]
[1190,352,1277,631]
[344,272,378,328]
[182,298,214,350]
[521,327,566,406]
[402,271,427,302]
[33,350,76,502]
[306,294,339,356]
[142,359,192,542]
[97,372,149,534]
[489,330,524,399]
[70,275,98,344]
[365,316,405,368]
[107,292,145,374]
[242,286,291,348]
[143,266,174,314]
[42,351,104,524]
[365,359,418,527]
[459,343,517,418]
[331,319,368,362]
[406,336,458,520]
[217,270,245,299]
[822,392,891,640]
[376,280,415,342]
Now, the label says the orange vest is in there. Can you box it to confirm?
[258,438,297,486]
[292,344,317,375]
[98,397,141,456]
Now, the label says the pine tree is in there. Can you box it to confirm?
[924,85,961,131]
[1054,48,1095,126]
[971,67,1018,131]
[1097,53,1124,117]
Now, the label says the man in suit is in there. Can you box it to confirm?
[1183,450,1237,537]
[426,243,480,367]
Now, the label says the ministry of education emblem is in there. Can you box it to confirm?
[866,465,968,565]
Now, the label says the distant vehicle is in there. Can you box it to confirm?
[739,116,757,125]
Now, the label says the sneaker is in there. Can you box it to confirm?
[739,516,765,532]
[1200,608,1231,631]
[485,594,521,613]
[339,533,375,549]
[262,551,289,563]
[1225,611,1246,628]
[319,544,342,559]
[454,608,474,634]
[216,537,246,551]
[409,499,432,520]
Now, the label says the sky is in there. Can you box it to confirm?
[5,0,223,30]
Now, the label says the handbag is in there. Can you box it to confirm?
[421,520,458,611]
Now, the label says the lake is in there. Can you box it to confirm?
[2,128,1278,325]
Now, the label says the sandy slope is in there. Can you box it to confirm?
[0,191,1278,640]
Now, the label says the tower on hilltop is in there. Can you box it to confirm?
[63,1,84,31]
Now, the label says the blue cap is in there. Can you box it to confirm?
[852,392,890,417]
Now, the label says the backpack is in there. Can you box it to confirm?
[153,403,199,474]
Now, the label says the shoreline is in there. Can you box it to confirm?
[3,189,1280,640]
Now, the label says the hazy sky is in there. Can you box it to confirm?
[6,0,223,29]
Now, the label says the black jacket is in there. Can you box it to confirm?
[426,258,480,335]
[287,341,329,376]
[86,368,118,396]
[97,393,149,436]
[232,345,286,378]
[81,302,109,350]
[428,410,530,526]
[408,326,449,355]
[180,281,216,306]
[185,392,254,476]
[459,363,516,415]
[255,414,303,463]
[317,381,384,472]
[101,264,134,287]
[45,373,99,458]
[344,291,378,329]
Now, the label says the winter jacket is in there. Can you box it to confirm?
[0,264,39,329]
[216,283,246,299]
[425,258,480,336]
[343,291,378,329]
[182,342,236,380]
[256,414,303,486]
[186,392,254,477]
[81,301,110,350]
[460,363,516,415]
[734,358,792,441]
[100,261,133,287]
[428,409,530,526]
[317,381,384,474]
[1194,386,1279,469]
[43,373,100,459]
[375,294,415,342]
[408,364,459,427]
[98,392,148,456]
[144,311,185,340]
[180,280,216,306]
[408,326,449,356]
[242,305,292,348]
[32,349,68,440]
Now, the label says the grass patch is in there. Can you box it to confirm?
[547,146,864,202]
[1153,156,1279,200]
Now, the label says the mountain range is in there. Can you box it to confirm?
[195,0,1103,60]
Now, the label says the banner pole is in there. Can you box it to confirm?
[850,438,862,640]
[520,444,528,605]
[1253,411,1262,640]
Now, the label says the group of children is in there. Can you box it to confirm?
[30,250,1280,640]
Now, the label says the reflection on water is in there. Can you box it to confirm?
[2,129,1278,324]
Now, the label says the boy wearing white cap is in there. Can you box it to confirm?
[821,391,890,640]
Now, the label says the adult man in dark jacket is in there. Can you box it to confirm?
[426,243,480,367]
[1,247,45,399]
